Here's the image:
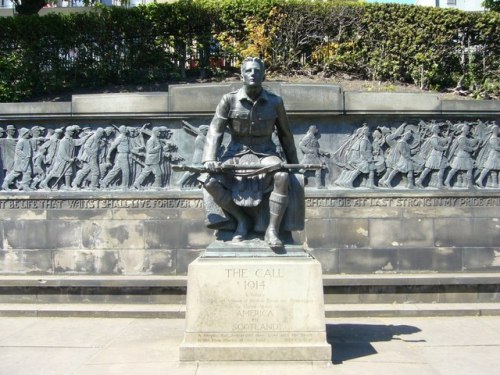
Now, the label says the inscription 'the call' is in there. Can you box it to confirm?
[224,268,284,279]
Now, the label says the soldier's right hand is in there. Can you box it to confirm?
[203,161,220,172]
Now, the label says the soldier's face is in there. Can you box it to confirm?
[242,62,264,87]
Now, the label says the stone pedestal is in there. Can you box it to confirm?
[179,243,331,361]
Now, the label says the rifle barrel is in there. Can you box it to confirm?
[172,163,323,172]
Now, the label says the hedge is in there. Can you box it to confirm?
[0,0,498,102]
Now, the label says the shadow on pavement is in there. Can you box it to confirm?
[326,323,423,364]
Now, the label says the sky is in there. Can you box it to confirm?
[367,0,416,4]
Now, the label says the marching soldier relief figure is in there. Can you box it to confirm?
[475,122,500,188]
[178,122,210,189]
[382,130,416,189]
[444,123,479,189]
[0,127,5,182]
[101,125,136,189]
[72,128,105,189]
[132,126,167,189]
[198,57,303,248]
[298,125,329,189]
[30,126,46,190]
[2,128,32,191]
[415,122,449,189]
[333,123,375,188]
[40,126,82,190]
[0,125,17,178]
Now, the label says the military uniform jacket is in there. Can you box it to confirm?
[49,136,75,177]
[13,138,32,173]
[144,135,162,165]
[202,88,298,164]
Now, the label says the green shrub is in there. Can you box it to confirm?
[0,0,498,102]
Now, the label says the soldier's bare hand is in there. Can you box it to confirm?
[204,161,220,172]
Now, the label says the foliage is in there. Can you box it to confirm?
[11,0,47,16]
[0,0,498,102]
[483,0,500,12]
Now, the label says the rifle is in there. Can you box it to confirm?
[172,163,324,176]
[53,158,75,187]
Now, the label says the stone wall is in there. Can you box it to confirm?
[0,84,499,276]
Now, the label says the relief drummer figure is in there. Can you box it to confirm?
[199,57,302,248]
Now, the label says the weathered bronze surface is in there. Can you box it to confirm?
[198,57,303,248]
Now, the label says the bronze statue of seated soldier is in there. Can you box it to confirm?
[197,57,306,248]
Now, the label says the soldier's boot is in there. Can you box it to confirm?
[89,173,99,189]
[475,170,487,188]
[151,177,162,189]
[381,169,396,188]
[72,173,84,189]
[19,174,33,191]
[407,171,415,189]
[493,172,499,188]
[206,180,250,241]
[31,176,42,190]
[2,172,14,190]
[39,179,48,190]
[416,169,429,188]
[347,171,360,188]
[61,175,72,190]
[466,170,474,190]
[378,170,390,187]
[132,173,146,189]
[435,169,445,189]
[315,170,325,189]
[444,169,456,188]
[367,170,375,189]
[264,192,288,248]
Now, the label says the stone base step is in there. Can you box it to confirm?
[1,302,499,318]
[325,303,500,317]
[0,303,186,318]
[1,273,498,288]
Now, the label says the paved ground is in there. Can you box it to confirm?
[0,316,499,375]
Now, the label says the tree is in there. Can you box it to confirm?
[483,0,500,12]
[12,0,47,15]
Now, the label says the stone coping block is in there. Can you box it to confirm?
[168,83,237,113]
[280,83,343,113]
[442,99,500,114]
[1,86,498,117]
[344,92,442,113]
[72,92,169,114]
[168,83,343,113]
[0,102,71,117]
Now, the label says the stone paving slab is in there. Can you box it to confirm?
[0,316,499,374]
